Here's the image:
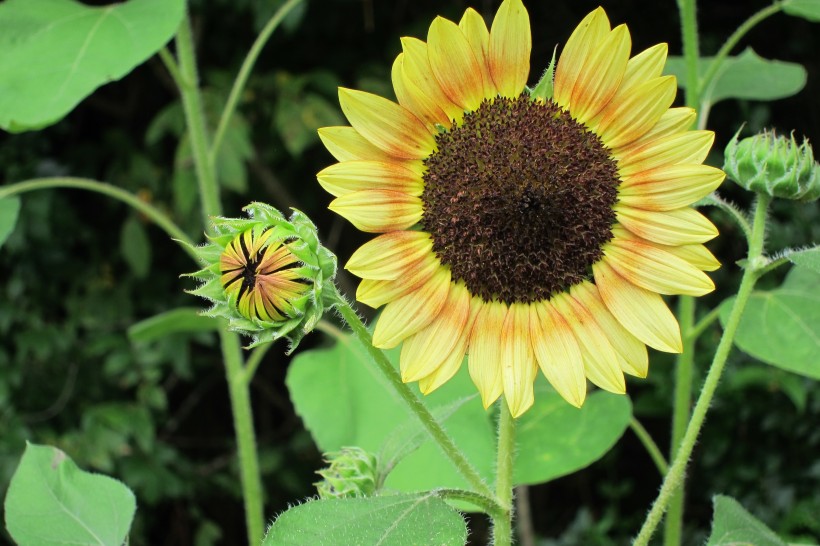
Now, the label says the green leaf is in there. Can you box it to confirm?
[128,307,220,343]
[783,0,820,22]
[286,334,496,493]
[275,93,345,157]
[262,492,467,546]
[120,215,151,279]
[719,267,820,379]
[0,0,185,132]
[0,196,21,249]
[788,246,820,274]
[4,443,137,546]
[707,495,787,546]
[514,388,631,485]
[530,46,557,102]
[664,48,806,106]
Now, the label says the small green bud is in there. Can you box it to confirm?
[315,447,379,499]
[723,129,820,202]
[186,202,337,350]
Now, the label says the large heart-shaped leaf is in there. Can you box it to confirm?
[784,0,820,22]
[787,246,820,274]
[0,0,185,132]
[707,495,786,546]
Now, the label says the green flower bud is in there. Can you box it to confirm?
[186,202,337,350]
[723,129,820,202]
[315,447,379,499]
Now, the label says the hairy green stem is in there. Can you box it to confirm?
[330,288,493,498]
[243,343,272,383]
[0,178,196,260]
[493,402,515,546]
[677,0,701,110]
[703,193,753,242]
[435,488,504,518]
[629,418,669,475]
[634,195,771,545]
[209,0,304,165]
[158,47,186,92]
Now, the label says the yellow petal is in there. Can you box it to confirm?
[346,231,433,280]
[501,303,537,418]
[400,282,471,382]
[489,0,531,98]
[317,126,392,162]
[571,24,632,124]
[459,8,497,97]
[615,205,718,245]
[619,43,668,94]
[338,87,434,159]
[428,16,486,111]
[401,37,464,123]
[619,164,725,211]
[468,300,506,408]
[552,291,626,394]
[356,252,441,308]
[616,130,715,177]
[604,234,715,296]
[317,159,425,197]
[554,7,611,109]
[531,301,586,408]
[618,107,696,154]
[328,190,422,233]
[593,75,677,149]
[593,259,683,353]
[655,242,721,272]
[392,53,451,129]
[372,267,451,348]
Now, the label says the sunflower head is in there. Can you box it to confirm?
[724,129,820,202]
[315,447,379,499]
[317,1,723,416]
[187,202,337,350]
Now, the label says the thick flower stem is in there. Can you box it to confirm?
[676,0,701,110]
[492,402,516,546]
[633,194,770,546]
[331,289,493,498]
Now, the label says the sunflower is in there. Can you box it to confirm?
[317,1,723,417]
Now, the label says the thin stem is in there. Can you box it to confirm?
[434,488,504,518]
[677,0,701,109]
[209,0,304,166]
[330,288,493,498]
[630,418,669,475]
[315,318,347,341]
[0,178,197,260]
[243,343,272,383]
[699,2,785,106]
[158,47,186,91]
[755,255,791,278]
[687,305,722,342]
[702,193,753,243]
[221,330,265,546]
[515,485,536,546]
[633,195,771,545]
[493,402,515,546]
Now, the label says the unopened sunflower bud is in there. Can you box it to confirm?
[724,129,820,202]
[315,447,379,499]
[186,203,337,350]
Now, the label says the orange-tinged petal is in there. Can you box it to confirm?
[318,126,392,162]
[346,231,433,280]
[317,159,425,197]
[594,259,683,353]
[619,43,668,94]
[372,267,451,348]
[552,291,626,394]
[356,253,441,308]
[459,8,497,97]
[615,205,718,245]
[531,301,586,408]
[489,0,531,98]
[604,234,715,296]
[428,16,486,111]
[392,53,450,129]
[338,87,434,159]
[619,107,696,154]
[618,164,725,211]
[400,37,463,123]
[616,130,715,177]
[468,300,506,408]
[571,24,632,124]
[554,7,611,109]
[501,303,537,417]
[400,282,471,382]
[328,190,422,233]
[593,75,677,149]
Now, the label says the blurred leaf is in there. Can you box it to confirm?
[719,267,820,379]
[725,364,809,412]
[262,492,467,546]
[0,196,21,249]
[783,0,820,22]
[4,443,136,546]
[0,0,185,132]
[215,115,253,192]
[514,388,631,485]
[665,48,806,106]
[120,215,151,279]
[128,307,219,343]
[707,495,786,546]
[788,246,820,273]
[276,93,345,156]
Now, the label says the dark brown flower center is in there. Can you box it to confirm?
[421,95,620,304]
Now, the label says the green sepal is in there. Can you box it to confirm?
[529,46,558,102]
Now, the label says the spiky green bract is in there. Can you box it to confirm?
[185,202,337,351]
[724,129,820,202]
[315,447,379,499]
